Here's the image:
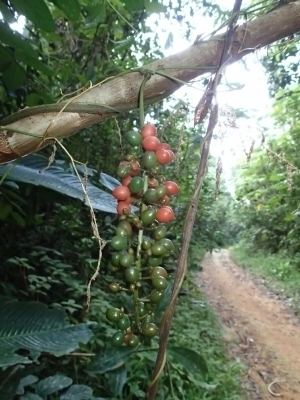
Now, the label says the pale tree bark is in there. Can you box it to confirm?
[0,1,300,164]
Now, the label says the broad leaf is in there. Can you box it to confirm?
[49,0,81,22]
[0,155,117,214]
[34,375,73,396]
[0,23,50,75]
[16,375,39,395]
[10,0,55,32]
[89,347,134,374]
[169,346,208,375]
[0,301,93,368]
[60,384,100,400]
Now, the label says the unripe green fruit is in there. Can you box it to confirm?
[144,189,159,204]
[126,131,141,146]
[137,301,147,316]
[148,257,163,267]
[118,220,132,236]
[111,331,124,346]
[142,323,158,337]
[150,289,163,303]
[116,226,129,238]
[142,237,152,250]
[151,242,167,256]
[160,238,175,253]
[153,226,167,240]
[117,164,131,178]
[120,253,134,268]
[129,176,144,193]
[111,236,127,251]
[142,151,157,170]
[108,282,121,293]
[141,208,156,225]
[106,307,123,322]
[150,266,168,279]
[111,253,121,266]
[125,267,139,283]
[152,276,167,290]
[117,316,131,330]
[156,186,167,199]
[126,334,139,347]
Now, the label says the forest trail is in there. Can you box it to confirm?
[197,249,300,400]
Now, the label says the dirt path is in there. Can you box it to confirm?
[197,249,300,400]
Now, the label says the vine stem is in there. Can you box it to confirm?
[47,138,106,310]
[146,1,243,398]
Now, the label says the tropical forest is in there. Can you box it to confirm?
[0,0,299,399]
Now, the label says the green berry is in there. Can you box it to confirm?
[126,131,141,146]
[111,331,125,346]
[141,208,156,226]
[111,236,127,251]
[106,307,123,322]
[152,276,167,290]
[125,267,139,283]
[129,176,144,194]
[142,151,157,170]
[142,323,158,337]
[118,316,131,330]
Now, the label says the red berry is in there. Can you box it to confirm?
[156,148,173,165]
[117,201,131,215]
[112,185,131,201]
[156,142,171,151]
[164,181,180,196]
[142,136,161,151]
[141,123,157,138]
[156,206,175,223]
[122,176,132,186]
[130,160,141,176]
[148,178,159,188]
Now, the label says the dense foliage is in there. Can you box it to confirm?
[0,1,242,398]
[231,36,300,306]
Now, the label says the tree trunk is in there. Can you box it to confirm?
[1,1,300,163]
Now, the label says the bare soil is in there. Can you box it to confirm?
[197,249,300,400]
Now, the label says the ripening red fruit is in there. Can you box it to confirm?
[141,123,157,138]
[148,178,159,188]
[112,185,130,201]
[142,136,161,151]
[156,206,175,223]
[156,142,171,151]
[164,181,180,196]
[117,201,131,215]
[122,176,132,186]
[130,160,141,176]
[156,148,173,165]
[160,194,170,205]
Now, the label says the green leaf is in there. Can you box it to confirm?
[0,45,14,71]
[169,346,208,375]
[124,0,144,12]
[20,394,43,400]
[107,367,127,397]
[144,0,165,13]
[2,61,26,90]
[16,375,39,395]
[48,0,81,22]
[0,301,93,368]
[0,155,117,214]
[10,0,55,32]
[60,384,98,400]
[89,347,134,374]
[0,22,51,75]
[34,375,73,396]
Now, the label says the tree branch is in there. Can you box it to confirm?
[1,0,300,163]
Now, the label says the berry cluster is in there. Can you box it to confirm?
[106,123,179,347]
